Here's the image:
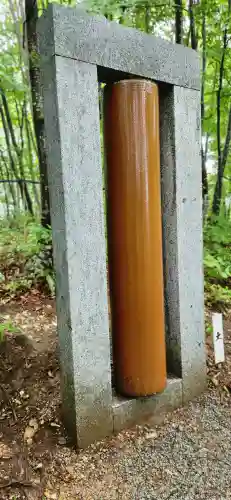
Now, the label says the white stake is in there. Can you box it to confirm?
[212,313,225,365]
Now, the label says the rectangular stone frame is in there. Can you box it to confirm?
[38,4,206,449]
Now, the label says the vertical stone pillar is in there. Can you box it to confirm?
[160,85,206,402]
[41,55,113,447]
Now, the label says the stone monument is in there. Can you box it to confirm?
[38,4,206,449]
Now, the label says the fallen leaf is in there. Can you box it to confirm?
[58,437,66,445]
[14,399,21,405]
[66,465,74,476]
[145,431,158,439]
[0,443,12,459]
[211,376,219,387]
[24,427,35,441]
[24,418,39,442]
[34,478,41,485]
[44,490,57,499]
[35,463,43,470]
[29,418,38,431]
[50,422,60,428]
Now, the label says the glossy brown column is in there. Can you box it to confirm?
[104,80,166,397]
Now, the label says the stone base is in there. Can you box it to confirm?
[112,377,182,432]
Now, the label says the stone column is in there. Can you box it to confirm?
[160,85,206,403]
[41,54,113,447]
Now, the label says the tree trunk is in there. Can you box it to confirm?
[175,0,183,44]
[0,90,34,215]
[212,106,231,215]
[25,0,50,227]
[189,0,198,50]
[144,5,150,34]
[0,105,27,211]
[187,1,209,213]
[201,7,208,212]
[0,150,17,213]
[25,113,40,208]
[0,163,10,217]
[212,0,231,215]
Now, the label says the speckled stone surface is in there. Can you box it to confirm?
[37,3,200,90]
[160,85,206,403]
[113,378,182,433]
[40,55,113,448]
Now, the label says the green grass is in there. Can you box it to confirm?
[0,214,55,298]
[204,216,231,311]
[1,213,231,311]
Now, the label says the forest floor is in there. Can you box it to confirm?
[0,293,231,500]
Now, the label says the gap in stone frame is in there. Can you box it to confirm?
[158,81,182,381]
[98,71,155,400]
[98,81,115,394]
[98,77,180,401]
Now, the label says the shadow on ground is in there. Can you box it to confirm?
[0,293,231,499]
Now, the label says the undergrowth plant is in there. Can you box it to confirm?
[0,321,21,342]
[0,214,55,298]
[204,216,231,311]
[1,214,231,311]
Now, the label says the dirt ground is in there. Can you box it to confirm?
[0,293,231,500]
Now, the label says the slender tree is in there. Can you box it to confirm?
[0,150,17,211]
[175,0,183,44]
[0,103,26,210]
[25,0,50,226]
[201,6,208,208]
[212,0,231,215]
[1,89,34,214]
[189,0,198,50]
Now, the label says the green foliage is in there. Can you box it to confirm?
[204,217,231,279]
[1,0,231,219]
[0,214,54,298]
[204,217,231,309]
[205,283,231,311]
[0,0,230,313]
[205,322,213,336]
[0,0,40,218]
[0,320,20,342]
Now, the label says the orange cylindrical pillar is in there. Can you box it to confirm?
[104,79,167,397]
